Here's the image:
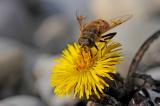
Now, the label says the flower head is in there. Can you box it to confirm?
[50,41,123,99]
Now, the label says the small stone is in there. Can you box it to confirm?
[0,95,45,106]
[33,15,75,54]
[0,0,36,45]
[155,97,160,105]
[86,101,95,106]
[0,38,24,98]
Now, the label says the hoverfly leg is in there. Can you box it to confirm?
[102,32,117,40]
[100,40,106,42]
[94,44,99,57]
[101,33,117,54]
[94,44,98,51]
[80,46,87,60]
[101,32,117,38]
[89,49,93,58]
[99,40,107,57]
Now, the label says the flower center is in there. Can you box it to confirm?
[75,48,94,71]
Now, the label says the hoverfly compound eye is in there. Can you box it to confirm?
[78,37,83,45]
[83,38,90,45]
[78,37,94,47]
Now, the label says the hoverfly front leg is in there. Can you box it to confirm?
[94,44,98,50]
[93,44,99,57]
[99,40,106,57]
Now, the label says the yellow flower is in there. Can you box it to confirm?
[50,41,123,99]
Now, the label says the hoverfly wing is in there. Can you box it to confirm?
[76,11,87,37]
[108,14,132,29]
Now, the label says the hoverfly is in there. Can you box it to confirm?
[77,14,132,50]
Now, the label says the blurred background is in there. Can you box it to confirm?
[0,0,160,106]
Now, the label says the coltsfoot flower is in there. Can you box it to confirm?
[50,41,123,99]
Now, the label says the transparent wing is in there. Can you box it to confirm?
[108,14,132,29]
